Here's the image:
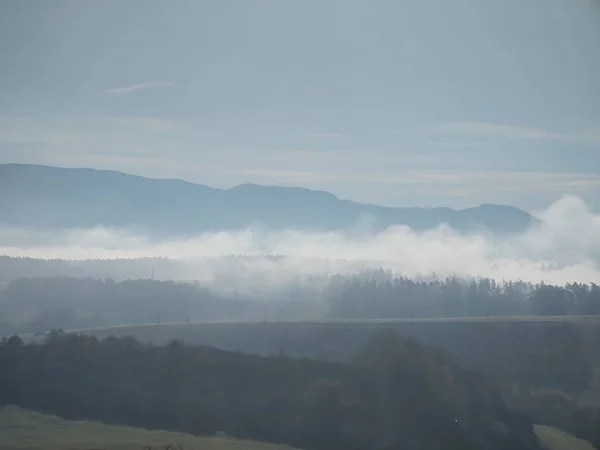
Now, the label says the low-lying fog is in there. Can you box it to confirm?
[1,195,599,286]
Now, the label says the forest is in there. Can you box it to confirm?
[1,258,599,449]
[1,268,599,336]
[325,270,600,318]
[0,330,543,450]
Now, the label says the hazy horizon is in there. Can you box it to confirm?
[0,162,567,214]
[2,3,600,447]
[1,0,599,211]
[1,2,599,294]
[1,195,598,286]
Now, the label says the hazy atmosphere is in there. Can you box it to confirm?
[2,0,600,210]
[2,2,600,450]
[1,195,599,285]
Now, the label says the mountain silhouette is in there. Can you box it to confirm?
[0,164,537,236]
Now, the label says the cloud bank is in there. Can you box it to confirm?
[0,196,599,286]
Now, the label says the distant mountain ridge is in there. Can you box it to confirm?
[0,164,537,236]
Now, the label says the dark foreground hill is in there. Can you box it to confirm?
[0,331,541,450]
[0,164,536,236]
[0,405,591,450]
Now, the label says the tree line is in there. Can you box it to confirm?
[324,270,600,319]
[0,278,206,335]
[1,269,599,337]
[0,276,323,336]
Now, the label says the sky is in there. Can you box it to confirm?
[1,0,599,211]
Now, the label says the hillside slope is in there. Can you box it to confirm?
[1,331,543,450]
[535,425,597,450]
[0,405,593,450]
[0,405,296,450]
[0,164,536,236]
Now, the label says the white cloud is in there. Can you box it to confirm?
[1,196,599,286]
[104,82,173,94]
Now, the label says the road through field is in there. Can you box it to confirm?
[75,314,600,331]
[15,314,600,344]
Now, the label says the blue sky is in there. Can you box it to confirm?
[1,0,599,211]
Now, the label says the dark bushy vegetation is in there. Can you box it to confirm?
[0,330,541,450]
[0,276,292,335]
[0,277,204,330]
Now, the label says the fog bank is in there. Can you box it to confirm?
[0,195,598,285]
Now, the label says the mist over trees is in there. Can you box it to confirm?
[325,270,600,319]
[1,267,599,338]
[2,2,599,448]
[0,275,328,336]
[1,257,600,450]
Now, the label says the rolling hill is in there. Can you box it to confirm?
[0,405,297,450]
[1,397,595,450]
[535,425,597,450]
[0,163,536,236]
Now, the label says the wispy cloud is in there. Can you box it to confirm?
[228,168,600,195]
[231,169,326,185]
[0,119,77,145]
[299,132,363,139]
[99,117,183,132]
[433,121,573,141]
[429,141,502,148]
[431,121,600,143]
[104,82,173,94]
[398,170,600,192]
[0,116,182,146]
[0,117,33,124]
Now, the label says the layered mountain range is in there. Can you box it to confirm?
[0,164,536,236]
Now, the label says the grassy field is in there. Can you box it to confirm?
[47,315,599,359]
[74,314,600,330]
[0,406,297,450]
[71,314,600,338]
[534,425,596,450]
[0,405,595,450]
[15,315,600,346]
